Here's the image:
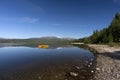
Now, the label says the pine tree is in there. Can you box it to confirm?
[108,33,113,43]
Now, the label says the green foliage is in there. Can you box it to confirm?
[108,42,116,47]
[108,33,113,43]
[90,30,100,43]
[109,13,120,42]
[75,13,120,44]
[83,37,91,44]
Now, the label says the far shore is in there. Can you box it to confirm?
[71,42,84,45]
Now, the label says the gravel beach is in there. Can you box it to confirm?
[87,44,120,80]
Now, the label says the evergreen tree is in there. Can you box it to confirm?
[109,13,120,42]
[103,33,108,43]
[108,33,113,43]
[75,13,120,44]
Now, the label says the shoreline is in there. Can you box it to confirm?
[87,44,120,53]
[86,44,120,80]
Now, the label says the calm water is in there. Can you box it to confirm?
[0,45,95,80]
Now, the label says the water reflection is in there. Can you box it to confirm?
[0,44,95,80]
[0,43,74,49]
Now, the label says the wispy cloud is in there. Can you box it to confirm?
[21,17,39,23]
[53,24,61,26]
[0,17,39,23]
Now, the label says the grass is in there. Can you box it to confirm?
[108,42,120,47]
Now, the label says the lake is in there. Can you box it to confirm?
[0,45,95,80]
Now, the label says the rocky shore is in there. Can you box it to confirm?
[87,44,120,80]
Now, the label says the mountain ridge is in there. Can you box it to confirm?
[0,36,76,40]
[0,36,76,45]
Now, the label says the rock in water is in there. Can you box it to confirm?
[70,72,78,77]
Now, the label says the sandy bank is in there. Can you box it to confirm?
[87,44,120,53]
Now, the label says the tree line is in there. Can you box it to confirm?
[75,13,120,44]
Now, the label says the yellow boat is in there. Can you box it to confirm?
[38,45,49,48]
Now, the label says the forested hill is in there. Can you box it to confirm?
[0,37,75,45]
[75,13,120,44]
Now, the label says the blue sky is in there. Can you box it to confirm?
[0,0,120,39]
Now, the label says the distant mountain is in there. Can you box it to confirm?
[41,36,58,39]
[0,38,4,39]
[28,36,58,39]
[0,36,75,45]
[61,37,76,40]
[28,36,76,40]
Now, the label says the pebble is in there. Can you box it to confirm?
[55,75,58,78]
[91,58,93,61]
[76,66,80,69]
[86,61,88,63]
[102,68,105,71]
[70,72,78,77]
[90,62,92,65]
[96,68,100,71]
[88,65,91,67]
[91,70,94,73]
[38,76,41,80]
[117,74,120,78]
